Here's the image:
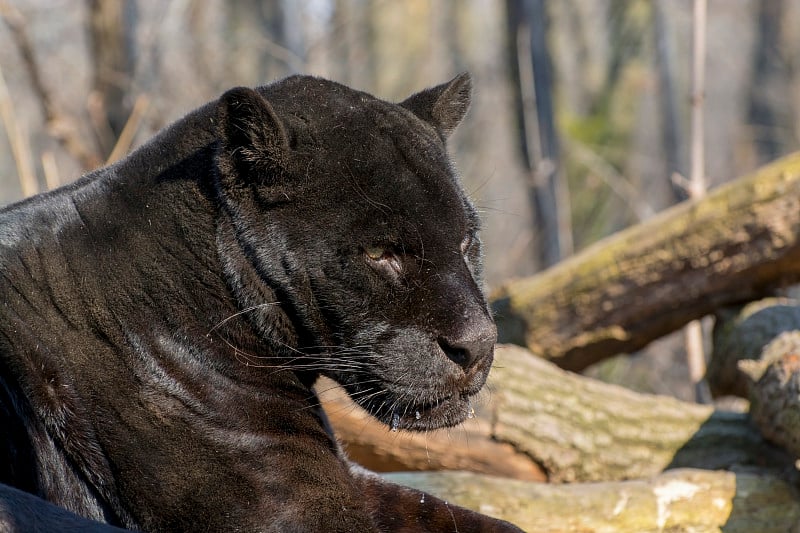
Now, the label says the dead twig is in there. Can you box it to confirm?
[106,94,150,165]
[41,151,59,190]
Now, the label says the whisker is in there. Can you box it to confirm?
[208,302,281,334]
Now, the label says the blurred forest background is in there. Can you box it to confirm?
[1,0,798,401]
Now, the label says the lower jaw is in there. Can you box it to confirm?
[385,395,473,432]
[340,379,478,431]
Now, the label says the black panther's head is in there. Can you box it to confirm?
[214,74,495,431]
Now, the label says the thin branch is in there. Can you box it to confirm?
[685,0,711,404]
[689,0,707,198]
[41,151,59,191]
[106,94,150,165]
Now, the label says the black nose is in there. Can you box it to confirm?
[438,315,497,371]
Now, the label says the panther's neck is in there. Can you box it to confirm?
[0,106,262,372]
[78,147,230,329]
[89,120,301,380]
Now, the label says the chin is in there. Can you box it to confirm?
[353,388,477,432]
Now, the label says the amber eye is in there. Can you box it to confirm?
[365,246,386,261]
[364,247,403,277]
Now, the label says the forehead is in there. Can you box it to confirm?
[333,111,473,235]
[262,77,476,235]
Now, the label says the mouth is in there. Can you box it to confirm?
[352,389,477,432]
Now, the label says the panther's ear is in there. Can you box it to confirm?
[217,87,290,180]
[400,72,472,138]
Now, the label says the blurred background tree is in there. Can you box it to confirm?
[1,0,798,401]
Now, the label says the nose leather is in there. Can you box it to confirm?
[438,313,497,371]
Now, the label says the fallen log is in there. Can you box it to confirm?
[384,469,800,533]
[708,298,800,397]
[709,299,800,456]
[492,152,800,371]
[745,341,800,458]
[322,345,788,483]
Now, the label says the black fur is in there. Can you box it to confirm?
[0,74,521,532]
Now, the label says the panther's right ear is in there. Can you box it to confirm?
[217,87,290,181]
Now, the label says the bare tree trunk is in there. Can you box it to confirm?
[493,152,800,371]
[748,0,791,165]
[505,0,570,269]
[684,0,711,404]
[527,0,571,264]
[653,0,686,203]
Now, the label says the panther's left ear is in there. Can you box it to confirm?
[217,86,290,181]
[400,72,472,138]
